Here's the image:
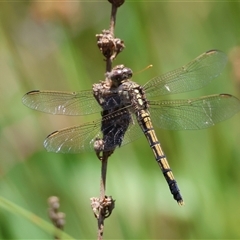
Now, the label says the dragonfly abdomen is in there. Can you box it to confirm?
[137,110,184,205]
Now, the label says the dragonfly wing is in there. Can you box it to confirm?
[149,94,240,130]
[44,120,103,153]
[22,90,101,115]
[120,114,143,146]
[144,50,228,97]
[44,109,144,154]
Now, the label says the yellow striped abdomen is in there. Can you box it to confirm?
[137,110,184,205]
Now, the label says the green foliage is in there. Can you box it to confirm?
[1,1,240,239]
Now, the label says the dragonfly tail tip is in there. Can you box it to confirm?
[178,200,184,206]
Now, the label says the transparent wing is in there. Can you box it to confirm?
[149,94,240,130]
[144,50,228,98]
[120,114,143,146]
[44,111,144,154]
[44,119,103,153]
[22,90,101,115]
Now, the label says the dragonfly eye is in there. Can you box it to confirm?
[107,65,133,83]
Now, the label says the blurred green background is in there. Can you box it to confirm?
[1,1,240,239]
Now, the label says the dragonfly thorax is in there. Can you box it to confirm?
[118,81,149,112]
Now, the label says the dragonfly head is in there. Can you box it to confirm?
[106,65,133,86]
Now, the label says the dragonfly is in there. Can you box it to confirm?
[22,50,240,205]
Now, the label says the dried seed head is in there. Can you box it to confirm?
[96,30,125,60]
[48,196,60,211]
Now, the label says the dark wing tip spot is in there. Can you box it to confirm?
[206,49,219,54]
[219,93,232,98]
[26,90,40,95]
